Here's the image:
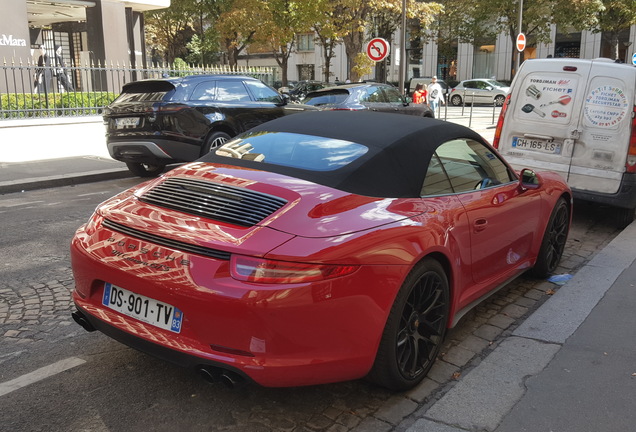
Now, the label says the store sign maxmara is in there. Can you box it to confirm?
[0,34,27,46]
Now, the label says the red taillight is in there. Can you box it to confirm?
[230,255,358,284]
[157,104,188,112]
[492,94,511,148]
[627,105,636,173]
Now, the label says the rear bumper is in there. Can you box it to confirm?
[107,139,201,165]
[573,172,636,210]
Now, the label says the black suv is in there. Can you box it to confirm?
[104,75,315,176]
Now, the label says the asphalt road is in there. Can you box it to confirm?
[0,178,622,432]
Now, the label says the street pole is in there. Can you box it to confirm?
[515,0,523,75]
[399,0,406,95]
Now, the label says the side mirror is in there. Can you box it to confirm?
[519,168,541,192]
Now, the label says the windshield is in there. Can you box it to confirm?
[213,131,368,171]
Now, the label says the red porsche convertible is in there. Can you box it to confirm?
[71,111,571,390]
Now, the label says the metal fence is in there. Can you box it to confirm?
[0,61,275,120]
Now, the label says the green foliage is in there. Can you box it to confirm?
[0,92,117,118]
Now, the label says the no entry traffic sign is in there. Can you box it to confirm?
[367,38,390,62]
[516,33,526,52]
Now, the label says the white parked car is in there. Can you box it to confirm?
[449,79,510,106]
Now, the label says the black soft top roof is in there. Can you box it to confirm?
[200,111,487,198]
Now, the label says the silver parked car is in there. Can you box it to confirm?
[449,79,510,106]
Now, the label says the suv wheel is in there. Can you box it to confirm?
[203,131,232,154]
[125,162,165,177]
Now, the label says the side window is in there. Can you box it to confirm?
[383,87,404,103]
[475,81,489,90]
[216,81,252,102]
[435,139,514,193]
[421,154,454,196]
[191,81,216,101]
[360,86,385,103]
[244,80,281,103]
[463,81,477,89]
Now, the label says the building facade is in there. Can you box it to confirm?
[1,0,168,92]
[237,25,636,86]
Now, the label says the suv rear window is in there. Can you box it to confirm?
[303,90,350,106]
[115,81,175,103]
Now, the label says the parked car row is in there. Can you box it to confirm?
[104,76,432,177]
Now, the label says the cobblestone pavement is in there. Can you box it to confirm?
[0,201,621,431]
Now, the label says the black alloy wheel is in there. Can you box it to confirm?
[125,162,165,177]
[529,197,570,278]
[368,259,449,391]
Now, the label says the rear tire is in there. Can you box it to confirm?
[529,197,570,278]
[450,94,462,106]
[125,162,165,177]
[368,259,449,391]
[494,95,505,106]
[203,131,232,154]
[615,207,635,229]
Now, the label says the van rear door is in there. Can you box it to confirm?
[497,59,592,182]
[569,60,634,194]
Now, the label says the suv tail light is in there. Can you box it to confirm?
[492,94,511,148]
[627,105,636,173]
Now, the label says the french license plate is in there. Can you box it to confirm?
[115,117,140,128]
[102,283,183,333]
[512,137,561,154]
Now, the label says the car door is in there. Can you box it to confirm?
[244,79,289,123]
[358,85,387,112]
[381,86,408,114]
[433,139,541,294]
[568,63,634,195]
[212,79,264,133]
[498,61,592,185]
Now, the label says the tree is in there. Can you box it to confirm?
[591,0,636,60]
[216,0,266,70]
[145,0,198,64]
[457,0,604,74]
[258,1,316,86]
[368,0,442,82]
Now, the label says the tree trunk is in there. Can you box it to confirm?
[343,30,365,82]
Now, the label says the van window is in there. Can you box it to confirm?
[515,74,578,125]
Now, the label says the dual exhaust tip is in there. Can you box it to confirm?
[72,310,245,388]
[197,366,245,388]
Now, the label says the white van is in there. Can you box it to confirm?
[493,58,636,227]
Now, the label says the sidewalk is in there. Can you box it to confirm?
[0,116,132,194]
[404,220,636,432]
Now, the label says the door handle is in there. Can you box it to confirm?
[473,218,488,232]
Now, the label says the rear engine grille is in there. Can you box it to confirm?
[139,177,287,227]
[102,219,230,260]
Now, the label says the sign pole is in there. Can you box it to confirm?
[398,0,406,95]
[515,0,523,76]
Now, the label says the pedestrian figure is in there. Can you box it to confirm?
[53,45,74,92]
[412,84,427,104]
[427,76,445,117]
[34,45,53,94]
